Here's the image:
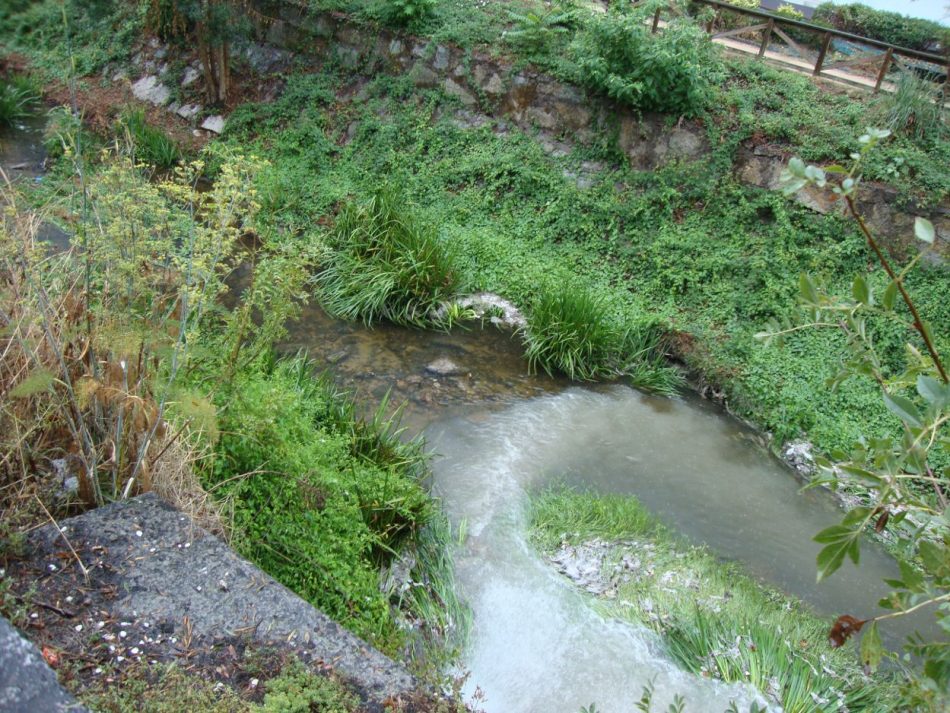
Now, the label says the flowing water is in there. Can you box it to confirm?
[282,307,929,711]
[5,121,923,711]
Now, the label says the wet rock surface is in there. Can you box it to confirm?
[6,493,419,708]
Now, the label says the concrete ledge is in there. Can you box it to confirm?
[19,493,418,707]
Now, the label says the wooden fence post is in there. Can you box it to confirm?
[758,18,774,58]
[814,32,832,75]
[873,47,893,93]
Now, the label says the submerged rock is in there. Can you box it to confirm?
[432,292,527,330]
[782,440,816,477]
[425,357,463,376]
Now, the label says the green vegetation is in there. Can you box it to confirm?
[504,1,576,54]
[2,0,949,701]
[523,284,681,392]
[0,73,37,126]
[220,67,949,461]
[73,654,363,713]
[318,187,462,327]
[573,6,722,116]
[764,133,950,710]
[116,108,181,167]
[0,122,449,662]
[812,2,950,52]
[529,488,901,712]
[0,0,146,80]
[368,0,438,29]
[874,71,947,142]
[211,355,432,646]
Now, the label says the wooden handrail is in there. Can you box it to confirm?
[690,0,948,67]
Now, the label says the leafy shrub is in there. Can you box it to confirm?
[573,7,722,116]
[504,2,577,53]
[522,284,681,393]
[0,0,146,80]
[116,108,181,168]
[260,659,360,713]
[812,2,950,52]
[775,3,804,21]
[317,187,461,326]
[0,74,38,126]
[372,0,437,28]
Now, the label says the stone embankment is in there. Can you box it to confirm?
[237,3,947,254]
[118,5,947,252]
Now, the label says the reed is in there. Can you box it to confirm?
[522,285,682,394]
[317,187,461,327]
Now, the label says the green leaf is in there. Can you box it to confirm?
[851,275,870,305]
[881,280,898,310]
[799,273,819,305]
[898,560,925,592]
[860,621,884,671]
[814,524,861,581]
[9,368,56,399]
[917,375,949,408]
[914,217,935,244]
[883,391,923,428]
[918,540,948,577]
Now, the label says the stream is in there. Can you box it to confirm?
[280,306,931,712]
[3,120,924,712]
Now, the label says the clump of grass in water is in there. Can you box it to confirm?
[0,75,39,127]
[317,187,461,327]
[529,488,901,712]
[522,285,682,394]
[115,108,180,169]
[391,513,472,676]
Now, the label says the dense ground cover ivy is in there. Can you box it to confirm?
[224,69,949,461]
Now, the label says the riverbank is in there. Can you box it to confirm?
[528,488,901,711]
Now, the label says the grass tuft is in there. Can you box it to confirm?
[0,74,38,127]
[522,285,682,393]
[115,108,181,168]
[317,187,461,327]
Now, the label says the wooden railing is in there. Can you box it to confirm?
[644,0,949,92]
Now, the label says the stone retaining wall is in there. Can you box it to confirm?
[245,3,948,253]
